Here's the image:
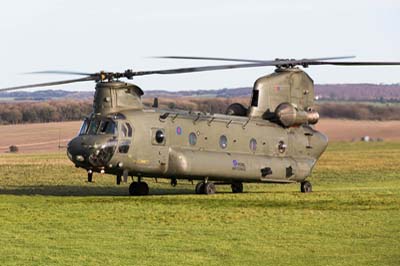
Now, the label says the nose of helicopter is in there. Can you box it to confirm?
[67,135,118,168]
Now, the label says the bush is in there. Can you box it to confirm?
[9,145,19,153]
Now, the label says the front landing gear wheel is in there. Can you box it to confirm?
[231,182,243,193]
[203,182,216,195]
[300,181,312,193]
[129,182,149,196]
[195,182,205,194]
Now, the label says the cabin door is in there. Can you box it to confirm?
[117,121,133,155]
[150,127,169,173]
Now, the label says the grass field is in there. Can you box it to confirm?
[0,142,400,265]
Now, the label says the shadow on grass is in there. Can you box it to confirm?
[1,185,396,211]
[0,185,195,197]
[0,184,297,197]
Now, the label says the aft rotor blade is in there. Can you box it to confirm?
[26,70,93,76]
[0,76,96,92]
[131,57,359,76]
[155,55,356,63]
[305,61,400,66]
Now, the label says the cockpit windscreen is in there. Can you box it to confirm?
[79,118,117,135]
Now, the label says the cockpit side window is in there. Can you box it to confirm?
[88,120,101,135]
[121,122,133,138]
[79,119,89,135]
[99,120,117,135]
[121,124,128,137]
[126,123,132,137]
[118,122,133,154]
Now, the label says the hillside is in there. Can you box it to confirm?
[1,83,400,102]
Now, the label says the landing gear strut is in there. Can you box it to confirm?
[116,175,121,185]
[195,181,216,195]
[129,180,149,196]
[300,181,312,193]
[87,171,93,183]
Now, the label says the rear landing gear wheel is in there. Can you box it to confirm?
[171,178,177,187]
[231,182,243,193]
[300,181,312,193]
[203,182,216,195]
[195,182,205,194]
[129,182,149,196]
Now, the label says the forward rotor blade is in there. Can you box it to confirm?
[26,70,93,76]
[155,55,356,63]
[0,76,96,92]
[130,62,277,76]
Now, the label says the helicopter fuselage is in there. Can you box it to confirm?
[67,108,328,185]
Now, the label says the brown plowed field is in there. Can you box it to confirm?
[0,121,81,153]
[315,119,400,141]
[0,119,399,153]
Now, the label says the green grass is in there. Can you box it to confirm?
[1,142,400,266]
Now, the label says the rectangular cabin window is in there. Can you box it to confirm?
[251,90,259,107]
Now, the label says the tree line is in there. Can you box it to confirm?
[1,98,400,124]
[0,100,92,124]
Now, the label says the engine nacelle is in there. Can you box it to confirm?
[225,103,248,116]
[275,103,319,127]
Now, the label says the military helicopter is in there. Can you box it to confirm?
[2,56,400,195]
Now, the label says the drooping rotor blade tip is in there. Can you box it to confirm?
[24,70,93,76]
[0,76,96,92]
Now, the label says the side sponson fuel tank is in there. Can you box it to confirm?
[167,148,316,182]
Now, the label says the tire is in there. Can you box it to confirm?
[171,178,177,187]
[195,182,205,194]
[129,182,138,195]
[231,182,243,193]
[203,182,216,195]
[300,181,312,193]
[129,182,149,196]
[139,182,149,196]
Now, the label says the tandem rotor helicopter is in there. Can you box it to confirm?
[2,56,400,195]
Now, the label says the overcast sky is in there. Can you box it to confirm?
[0,0,399,91]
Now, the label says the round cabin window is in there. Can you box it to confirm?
[155,130,165,144]
[219,135,228,149]
[189,132,197,146]
[249,138,257,152]
[278,140,287,153]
